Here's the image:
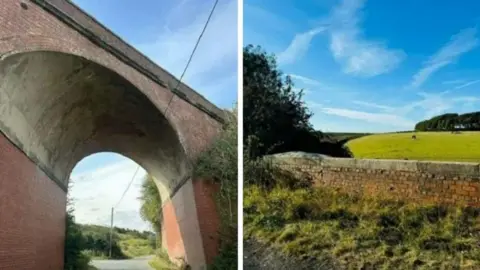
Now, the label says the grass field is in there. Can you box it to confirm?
[346,131,480,163]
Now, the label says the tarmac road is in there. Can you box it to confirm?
[91,255,154,270]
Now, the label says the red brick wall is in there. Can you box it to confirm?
[271,153,480,206]
[161,179,222,266]
[192,179,221,265]
[161,199,186,264]
[0,132,67,270]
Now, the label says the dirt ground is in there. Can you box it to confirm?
[243,238,339,270]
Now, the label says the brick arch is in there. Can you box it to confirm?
[0,50,220,269]
[0,34,222,161]
[0,1,223,268]
[0,50,190,198]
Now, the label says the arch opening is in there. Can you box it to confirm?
[0,51,189,200]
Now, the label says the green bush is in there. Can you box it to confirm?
[64,207,91,270]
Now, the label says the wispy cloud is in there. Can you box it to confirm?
[410,28,478,88]
[277,27,326,65]
[289,74,322,85]
[355,91,480,121]
[352,100,395,111]
[321,107,415,128]
[442,79,466,85]
[136,0,237,108]
[454,79,480,89]
[328,90,480,129]
[326,0,405,77]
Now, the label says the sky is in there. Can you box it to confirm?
[244,0,480,133]
[68,0,237,231]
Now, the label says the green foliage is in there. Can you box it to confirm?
[415,111,480,131]
[149,249,184,270]
[243,45,351,159]
[244,185,480,269]
[64,208,91,270]
[347,131,480,162]
[194,108,238,269]
[139,174,162,233]
[64,187,91,270]
[78,224,127,259]
[79,224,153,259]
[118,237,154,258]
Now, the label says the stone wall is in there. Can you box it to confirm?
[268,152,480,206]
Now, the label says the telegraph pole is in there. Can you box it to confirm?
[109,207,114,258]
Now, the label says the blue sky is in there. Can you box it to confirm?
[68,0,237,230]
[244,0,480,133]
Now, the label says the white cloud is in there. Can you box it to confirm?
[352,100,395,111]
[454,79,480,89]
[69,158,151,232]
[411,28,478,88]
[328,90,480,129]
[321,107,414,128]
[326,0,405,77]
[277,27,326,65]
[289,74,322,86]
[136,0,237,106]
[442,79,466,85]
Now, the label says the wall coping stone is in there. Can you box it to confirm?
[267,152,480,178]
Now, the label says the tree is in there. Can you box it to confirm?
[414,111,480,132]
[243,45,351,158]
[139,175,162,234]
[63,185,91,270]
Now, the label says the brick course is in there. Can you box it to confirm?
[0,0,222,166]
[269,152,480,206]
[192,179,221,265]
[0,1,223,269]
[0,132,66,270]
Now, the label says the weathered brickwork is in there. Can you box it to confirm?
[0,1,224,269]
[269,152,480,206]
[162,199,186,264]
[0,132,66,270]
[192,179,221,265]
[0,0,222,164]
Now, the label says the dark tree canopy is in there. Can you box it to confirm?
[415,111,480,131]
[243,45,351,158]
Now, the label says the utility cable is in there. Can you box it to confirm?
[114,165,140,209]
[163,0,219,116]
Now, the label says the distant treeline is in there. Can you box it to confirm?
[415,112,480,131]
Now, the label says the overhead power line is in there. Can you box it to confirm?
[164,0,219,116]
[115,165,140,209]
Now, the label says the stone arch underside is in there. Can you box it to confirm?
[0,51,189,200]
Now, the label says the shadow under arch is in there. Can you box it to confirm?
[0,50,189,200]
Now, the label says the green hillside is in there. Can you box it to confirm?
[79,224,156,259]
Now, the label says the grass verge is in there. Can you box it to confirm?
[244,185,480,269]
[149,249,181,270]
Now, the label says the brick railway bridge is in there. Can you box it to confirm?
[0,1,225,269]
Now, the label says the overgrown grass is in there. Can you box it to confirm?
[347,131,480,162]
[244,185,480,269]
[118,236,155,258]
[149,249,183,270]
